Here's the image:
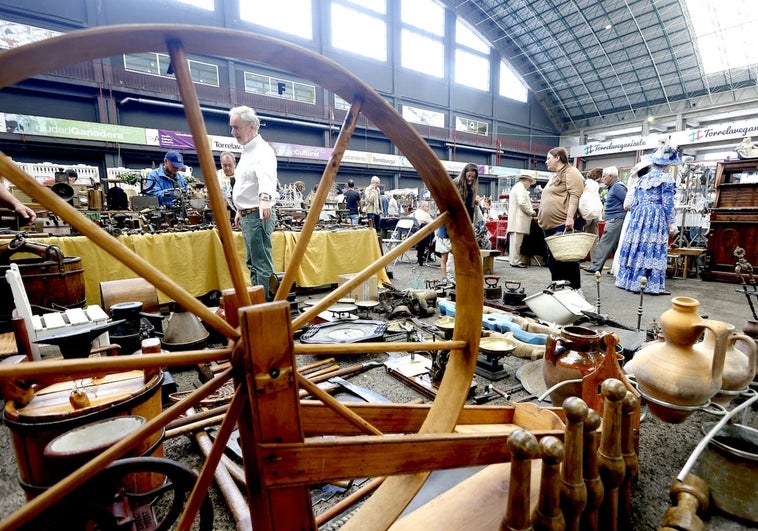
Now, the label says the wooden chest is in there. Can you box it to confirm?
[703,160,758,283]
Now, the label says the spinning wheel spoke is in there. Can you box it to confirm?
[0,155,238,343]
[179,384,247,530]
[297,374,383,435]
[275,100,364,302]
[167,40,252,312]
[295,339,466,356]
[0,25,484,531]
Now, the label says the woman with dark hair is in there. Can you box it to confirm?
[537,146,585,289]
[453,163,479,221]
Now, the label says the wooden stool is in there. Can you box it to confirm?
[480,249,500,275]
[667,247,706,279]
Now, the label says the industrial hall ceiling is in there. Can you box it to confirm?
[439,0,758,137]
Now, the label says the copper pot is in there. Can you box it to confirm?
[87,189,103,211]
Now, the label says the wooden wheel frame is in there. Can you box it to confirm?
[0,25,491,530]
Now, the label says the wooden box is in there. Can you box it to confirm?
[337,273,378,301]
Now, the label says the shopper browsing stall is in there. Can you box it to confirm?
[230,105,278,300]
[144,150,189,207]
[537,146,585,289]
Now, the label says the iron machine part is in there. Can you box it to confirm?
[299,320,388,344]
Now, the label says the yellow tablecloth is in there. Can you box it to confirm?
[22,228,388,305]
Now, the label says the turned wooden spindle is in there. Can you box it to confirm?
[559,396,589,531]
[501,428,539,531]
[619,391,640,530]
[636,277,647,331]
[659,474,709,531]
[532,435,565,531]
[141,337,162,382]
[598,378,628,531]
[580,409,603,531]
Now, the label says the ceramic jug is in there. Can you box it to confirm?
[694,329,756,406]
[628,296,733,423]
[542,325,604,406]
[744,320,758,381]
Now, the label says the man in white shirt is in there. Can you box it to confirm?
[217,151,236,224]
[230,105,278,300]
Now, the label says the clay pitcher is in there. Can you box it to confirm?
[694,330,756,406]
[744,320,758,381]
[629,296,734,423]
[542,325,603,406]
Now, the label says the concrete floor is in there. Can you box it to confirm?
[383,252,757,531]
[386,252,751,336]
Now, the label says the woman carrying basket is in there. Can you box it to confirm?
[537,146,585,289]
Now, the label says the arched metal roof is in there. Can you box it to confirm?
[441,0,758,135]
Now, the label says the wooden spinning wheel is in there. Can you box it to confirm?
[0,26,488,530]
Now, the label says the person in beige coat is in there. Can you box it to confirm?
[507,174,537,267]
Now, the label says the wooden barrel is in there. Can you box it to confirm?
[42,415,164,496]
[0,238,86,329]
[99,277,160,314]
[2,370,163,500]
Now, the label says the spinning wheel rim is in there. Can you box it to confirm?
[0,25,484,530]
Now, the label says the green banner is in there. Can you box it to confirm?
[2,113,147,144]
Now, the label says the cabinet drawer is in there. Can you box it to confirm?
[716,186,758,209]
[710,210,758,223]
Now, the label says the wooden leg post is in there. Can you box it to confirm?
[619,391,640,530]
[532,435,565,531]
[580,409,603,531]
[501,428,539,531]
[235,298,316,531]
[560,397,589,531]
[598,379,628,531]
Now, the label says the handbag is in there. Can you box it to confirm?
[579,189,603,222]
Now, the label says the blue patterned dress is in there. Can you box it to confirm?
[614,165,676,294]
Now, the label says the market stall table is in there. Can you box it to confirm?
[9,228,388,305]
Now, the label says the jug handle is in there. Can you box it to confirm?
[700,320,735,394]
[544,334,570,364]
[732,333,757,380]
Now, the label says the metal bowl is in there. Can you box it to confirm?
[434,316,455,332]
[479,336,516,355]
[695,422,758,522]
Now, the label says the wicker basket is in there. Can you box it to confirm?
[544,230,598,262]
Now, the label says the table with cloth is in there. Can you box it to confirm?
[16,228,388,305]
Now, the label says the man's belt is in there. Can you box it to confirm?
[238,207,258,217]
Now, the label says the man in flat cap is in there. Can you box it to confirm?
[144,150,189,207]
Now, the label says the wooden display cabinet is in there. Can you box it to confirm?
[702,160,758,283]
